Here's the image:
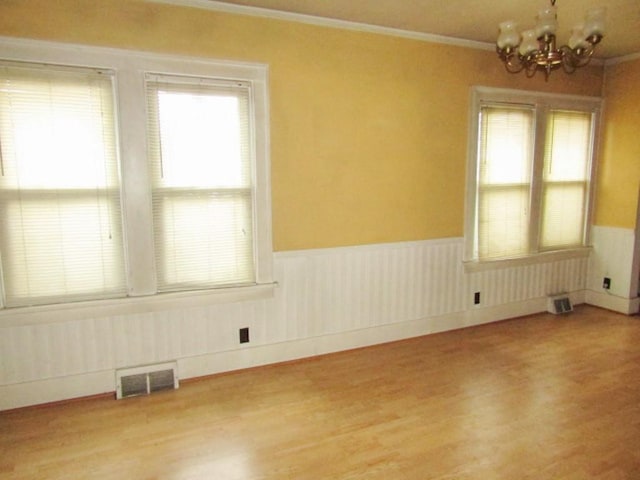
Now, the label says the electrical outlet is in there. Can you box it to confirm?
[474,291,481,305]
[603,277,611,290]
[239,327,250,344]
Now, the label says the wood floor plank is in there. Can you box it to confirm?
[1,305,639,479]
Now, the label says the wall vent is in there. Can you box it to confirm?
[116,362,179,399]
[547,295,573,315]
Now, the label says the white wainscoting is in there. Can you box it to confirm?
[586,225,640,314]
[0,238,591,410]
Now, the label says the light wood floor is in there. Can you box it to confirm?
[2,305,640,479]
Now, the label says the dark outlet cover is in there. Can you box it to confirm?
[239,327,250,344]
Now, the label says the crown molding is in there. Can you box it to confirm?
[605,51,640,66]
[149,0,495,52]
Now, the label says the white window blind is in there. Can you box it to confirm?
[0,63,126,307]
[540,110,592,250]
[477,105,534,259]
[146,74,256,292]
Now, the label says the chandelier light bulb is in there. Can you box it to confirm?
[497,21,521,49]
[519,30,539,56]
[568,26,589,50]
[584,7,606,38]
[535,6,558,37]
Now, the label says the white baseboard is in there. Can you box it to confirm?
[0,370,115,411]
[1,293,579,411]
[585,289,639,315]
[178,310,470,381]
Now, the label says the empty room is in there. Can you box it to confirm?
[1,0,639,478]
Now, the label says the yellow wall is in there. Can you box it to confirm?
[594,57,640,229]
[0,0,605,251]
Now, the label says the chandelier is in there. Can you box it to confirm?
[496,0,606,80]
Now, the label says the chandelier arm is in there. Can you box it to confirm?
[505,57,526,74]
[560,45,578,73]
[562,61,577,74]
[497,46,526,74]
[525,61,538,78]
[560,45,594,73]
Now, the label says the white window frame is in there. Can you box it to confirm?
[464,86,601,272]
[0,36,274,323]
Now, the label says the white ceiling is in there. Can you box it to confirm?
[209,0,640,59]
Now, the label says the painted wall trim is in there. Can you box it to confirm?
[585,289,639,315]
[605,51,640,66]
[0,370,115,411]
[0,283,277,328]
[275,237,464,258]
[0,291,585,411]
[150,0,495,52]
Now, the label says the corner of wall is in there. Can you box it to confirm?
[586,224,639,314]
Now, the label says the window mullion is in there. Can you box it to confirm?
[116,68,158,297]
[583,111,598,246]
[528,105,547,255]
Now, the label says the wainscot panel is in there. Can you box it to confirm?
[0,238,590,410]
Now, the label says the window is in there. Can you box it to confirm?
[146,75,256,291]
[465,87,600,265]
[477,105,534,259]
[0,38,273,314]
[540,110,593,250]
[0,63,125,308]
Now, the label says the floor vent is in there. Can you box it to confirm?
[116,362,179,399]
[547,295,573,315]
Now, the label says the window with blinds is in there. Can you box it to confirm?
[0,41,272,313]
[478,106,534,259]
[468,88,599,264]
[540,110,593,250]
[0,63,126,307]
[145,74,256,292]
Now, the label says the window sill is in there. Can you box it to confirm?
[463,247,592,273]
[0,282,278,327]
